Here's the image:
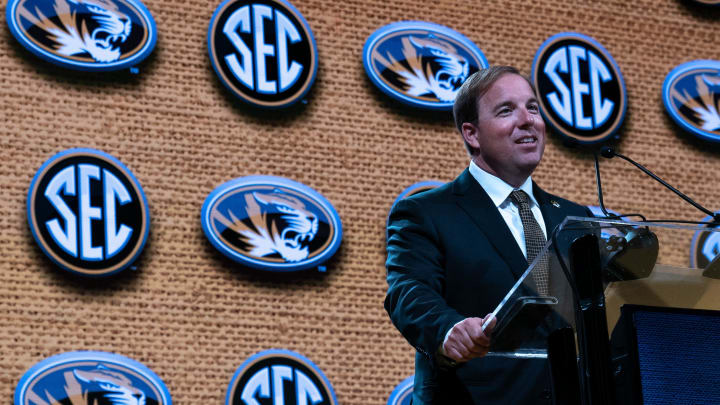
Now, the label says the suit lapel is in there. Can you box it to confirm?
[533,182,567,238]
[453,169,529,281]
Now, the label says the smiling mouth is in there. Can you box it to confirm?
[516,136,537,144]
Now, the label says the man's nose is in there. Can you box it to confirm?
[519,109,535,127]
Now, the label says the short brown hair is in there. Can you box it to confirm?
[453,66,533,153]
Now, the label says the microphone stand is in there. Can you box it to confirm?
[599,146,720,223]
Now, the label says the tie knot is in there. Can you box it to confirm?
[509,190,530,207]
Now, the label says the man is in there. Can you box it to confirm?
[385,66,590,404]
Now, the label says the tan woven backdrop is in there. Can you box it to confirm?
[2,0,720,403]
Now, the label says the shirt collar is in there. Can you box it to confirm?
[468,160,539,208]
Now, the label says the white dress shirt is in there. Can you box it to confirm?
[442,162,550,353]
[468,161,547,258]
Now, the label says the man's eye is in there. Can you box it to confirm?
[528,104,539,113]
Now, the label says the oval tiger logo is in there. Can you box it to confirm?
[201,175,342,272]
[6,0,157,71]
[14,351,171,405]
[363,21,488,110]
[663,60,720,143]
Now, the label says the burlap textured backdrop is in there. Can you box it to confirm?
[1,0,719,403]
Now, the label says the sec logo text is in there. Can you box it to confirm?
[27,149,149,277]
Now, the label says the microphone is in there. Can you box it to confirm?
[593,147,658,281]
[599,146,720,222]
[598,146,720,278]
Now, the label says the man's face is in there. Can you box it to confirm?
[462,73,546,187]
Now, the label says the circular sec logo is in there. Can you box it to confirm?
[690,213,720,268]
[363,21,489,110]
[201,175,342,272]
[27,149,150,277]
[226,349,337,405]
[14,351,172,405]
[663,60,720,143]
[207,0,318,108]
[6,0,157,71]
[532,32,627,145]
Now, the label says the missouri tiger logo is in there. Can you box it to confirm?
[663,60,720,143]
[14,351,171,405]
[226,350,337,405]
[201,175,342,272]
[6,0,156,71]
[363,21,488,110]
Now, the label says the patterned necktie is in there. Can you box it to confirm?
[509,190,549,296]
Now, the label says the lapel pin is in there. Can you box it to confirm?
[551,200,561,208]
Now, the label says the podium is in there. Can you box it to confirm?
[485,216,720,405]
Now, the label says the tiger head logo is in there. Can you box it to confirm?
[374,35,470,102]
[670,72,720,133]
[17,0,132,63]
[28,364,147,405]
[212,189,319,263]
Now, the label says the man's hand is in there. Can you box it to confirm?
[441,313,496,363]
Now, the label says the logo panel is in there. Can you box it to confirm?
[690,214,720,268]
[387,376,413,405]
[207,0,318,108]
[689,0,720,5]
[532,32,627,145]
[226,349,337,405]
[201,175,342,271]
[363,21,488,110]
[27,148,150,277]
[663,60,720,143]
[14,351,172,405]
[388,180,442,218]
[6,0,157,71]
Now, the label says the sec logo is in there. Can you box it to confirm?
[27,148,150,277]
[363,21,488,110]
[663,60,720,143]
[201,175,342,272]
[207,0,318,108]
[690,213,720,268]
[532,32,627,145]
[226,349,337,405]
[6,0,157,71]
[14,351,171,405]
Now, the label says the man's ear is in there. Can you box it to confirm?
[461,122,481,150]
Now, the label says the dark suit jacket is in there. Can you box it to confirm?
[385,168,591,404]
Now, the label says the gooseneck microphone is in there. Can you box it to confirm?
[593,151,613,219]
[599,146,720,223]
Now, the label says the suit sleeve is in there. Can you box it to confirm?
[384,198,465,362]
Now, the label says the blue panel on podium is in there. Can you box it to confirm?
[633,308,720,404]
